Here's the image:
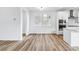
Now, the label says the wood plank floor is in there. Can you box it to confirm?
[0,34,77,51]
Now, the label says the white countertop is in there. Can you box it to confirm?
[64,27,79,32]
[67,23,79,27]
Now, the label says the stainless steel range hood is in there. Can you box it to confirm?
[68,10,75,19]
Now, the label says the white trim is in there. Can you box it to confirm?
[20,8,23,40]
[0,39,22,41]
[21,8,30,35]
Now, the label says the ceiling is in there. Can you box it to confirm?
[25,7,79,12]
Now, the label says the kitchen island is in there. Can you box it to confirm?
[63,27,79,46]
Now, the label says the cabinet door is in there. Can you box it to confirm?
[73,10,78,17]
[63,29,71,45]
[78,12,79,22]
[57,11,69,20]
[71,32,79,46]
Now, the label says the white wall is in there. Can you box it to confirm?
[22,8,30,35]
[29,11,57,33]
[0,7,21,40]
[22,10,27,33]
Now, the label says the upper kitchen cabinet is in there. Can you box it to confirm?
[73,10,78,17]
[77,11,79,22]
[57,11,69,21]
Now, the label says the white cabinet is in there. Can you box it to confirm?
[56,11,69,34]
[71,32,79,46]
[63,27,79,46]
[78,11,79,22]
[63,29,71,45]
[57,11,69,20]
[73,10,78,17]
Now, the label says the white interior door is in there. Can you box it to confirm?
[0,7,21,40]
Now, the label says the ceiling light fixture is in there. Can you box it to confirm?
[37,7,46,11]
[43,14,47,17]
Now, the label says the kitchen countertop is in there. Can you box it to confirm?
[67,23,79,27]
[64,27,79,32]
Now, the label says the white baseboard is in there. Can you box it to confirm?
[0,39,22,41]
[29,31,56,34]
